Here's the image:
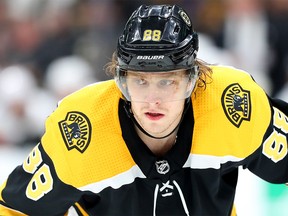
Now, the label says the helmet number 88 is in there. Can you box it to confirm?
[143,29,161,41]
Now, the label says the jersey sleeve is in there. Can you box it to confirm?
[0,143,85,215]
[244,97,288,183]
[0,84,107,215]
[192,66,288,184]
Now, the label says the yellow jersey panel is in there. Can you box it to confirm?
[41,81,137,188]
[192,66,271,158]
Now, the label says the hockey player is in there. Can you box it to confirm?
[1,4,288,216]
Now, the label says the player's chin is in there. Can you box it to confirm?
[143,124,168,136]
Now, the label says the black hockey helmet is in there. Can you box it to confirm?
[117,4,199,72]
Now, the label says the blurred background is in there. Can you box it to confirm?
[0,0,288,215]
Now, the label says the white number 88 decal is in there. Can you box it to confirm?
[23,145,53,201]
[263,107,288,163]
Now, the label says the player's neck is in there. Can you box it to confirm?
[137,129,178,157]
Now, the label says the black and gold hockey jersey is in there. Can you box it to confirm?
[1,65,288,216]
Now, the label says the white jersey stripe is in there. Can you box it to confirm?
[184,153,244,169]
[79,165,145,193]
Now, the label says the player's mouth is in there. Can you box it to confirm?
[145,112,164,120]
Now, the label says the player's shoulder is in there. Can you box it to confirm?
[210,65,252,81]
[44,79,121,138]
[205,65,266,99]
[56,79,120,110]
[62,79,119,101]
[192,65,272,158]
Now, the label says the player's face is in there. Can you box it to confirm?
[129,70,188,137]
[131,95,185,137]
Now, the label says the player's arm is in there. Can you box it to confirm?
[0,143,86,215]
[244,97,288,183]
[1,183,27,216]
[0,201,27,216]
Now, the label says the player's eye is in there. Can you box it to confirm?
[158,79,175,86]
[134,78,148,86]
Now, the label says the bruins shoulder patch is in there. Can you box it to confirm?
[221,83,251,127]
[59,111,92,153]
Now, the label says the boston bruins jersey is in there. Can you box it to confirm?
[1,65,288,216]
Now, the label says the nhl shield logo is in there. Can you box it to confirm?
[155,160,170,175]
[221,83,251,128]
[59,111,92,153]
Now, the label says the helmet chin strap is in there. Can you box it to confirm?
[123,99,191,139]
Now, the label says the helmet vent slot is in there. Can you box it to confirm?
[173,25,180,34]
